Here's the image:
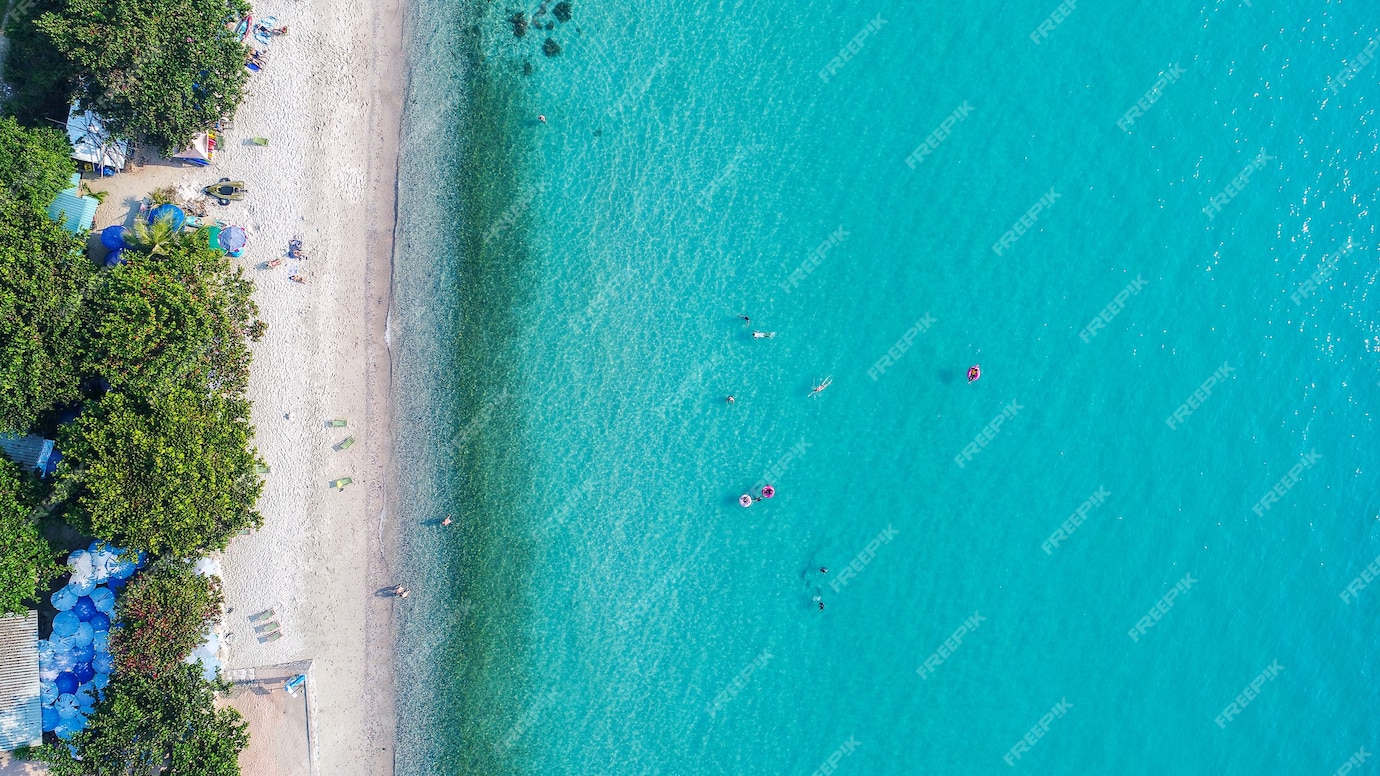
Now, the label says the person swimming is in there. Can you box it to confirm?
[726,395,735,404]
[737,313,751,325]
[752,331,776,339]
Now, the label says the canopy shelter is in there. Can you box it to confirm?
[0,612,41,750]
[66,104,128,175]
[172,131,217,166]
[47,173,99,234]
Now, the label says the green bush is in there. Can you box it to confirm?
[36,0,253,154]
[110,560,223,679]
[0,0,78,127]
[0,457,60,615]
[83,243,265,399]
[58,388,264,559]
[18,663,249,775]
[0,116,77,212]
[0,196,94,434]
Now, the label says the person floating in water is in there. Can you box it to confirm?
[752,331,776,339]
[538,114,547,123]
[819,566,828,574]
[737,313,751,326]
[809,376,833,397]
[725,395,735,404]
[967,364,981,383]
[441,515,453,526]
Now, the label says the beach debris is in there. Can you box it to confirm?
[335,436,355,451]
[328,419,348,427]
[552,1,572,23]
[510,11,527,37]
[543,37,561,56]
[330,477,353,490]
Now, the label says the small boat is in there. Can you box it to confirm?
[967,365,981,383]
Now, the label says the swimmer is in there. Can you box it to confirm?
[725,395,735,404]
[538,114,547,123]
[819,566,828,574]
[441,515,453,526]
[736,313,751,325]
[752,331,776,339]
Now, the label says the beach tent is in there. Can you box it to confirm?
[65,104,128,174]
[46,174,99,235]
[172,131,217,166]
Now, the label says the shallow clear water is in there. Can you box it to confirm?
[394,0,1380,773]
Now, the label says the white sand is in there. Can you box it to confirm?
[70,0,407,772]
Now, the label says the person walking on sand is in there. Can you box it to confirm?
[393,585,409,598]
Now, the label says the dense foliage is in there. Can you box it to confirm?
[36,0,252,153]
[0,0,78,126]
[0,116,77,211]
[18,664,249,776]
[83,243,265,398]
[110,560,223,679]
[0,196,94,433]
[0,457,60,615]
[58,388,264,558]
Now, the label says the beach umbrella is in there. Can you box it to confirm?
[54,672,78,695]
[92,631,109,652]
[93,650,114,674]
[67,549,91,573]
[146,203,186,229]
[99,225,127,251]
[55,693,79,718]
[93,672,109,690]
[109,554,137,580]
[71,643,94,665]
[106,574,127,592]
[69,574,96,596]
[41,706,60,732]
[103,247,125,268]
[72,663,94,684]
[72,596,97,621]
[218,225,247,253]
[51,585,77,611]
[37,639,56,666]
[75,686,96,712]
[91,586,115,613]
[54,721,77,740]
[71,622,94,648]
[89,612,111,632]
[40,681,58,705]
[52,611,79,638]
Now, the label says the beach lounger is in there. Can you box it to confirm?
[254,621,280,635]
[335,437,355,451]
[284,674,307,695]
[254,463,271,474]
[331,477,353,490]
[248,608,276,622]
[328,419,348,427]
[258,631,282,644]
[251,137,269,146]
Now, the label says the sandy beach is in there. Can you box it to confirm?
[0,0,406,771]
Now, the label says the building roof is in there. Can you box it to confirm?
[47,173,99,234]
[66,103,128,171]
[0,612,41,751]
[0,433,54,475]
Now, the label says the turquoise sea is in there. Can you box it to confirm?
[392,0,1380,773]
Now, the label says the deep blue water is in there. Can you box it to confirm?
[392,0,1380,773]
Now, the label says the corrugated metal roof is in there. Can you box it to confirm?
[0,612,41,751]
[47,177,100,235]
[0,434,53,475]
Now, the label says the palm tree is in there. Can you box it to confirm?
[128,215,183,256]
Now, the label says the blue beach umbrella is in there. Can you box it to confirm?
[99,225,128,251]
[52,611,79,638]
[146,204,186,229]
[218,224,247,253]
[71,622,94,648]
[51,585,77,611]
[40,681,58,705]
[106,574,127,592]
[37,639,55,666]
[93,650,114,674]
[68,575,96,596]
[93,672,110,690]
[89,612,111,632]
[71,642,94,664]
[103,247,125,268]
[72,663,94,684]
[41,706,60,732]
[54,672,77,695]
[92,631,109,652]
[72,596,97,621]
[91,586,115,613]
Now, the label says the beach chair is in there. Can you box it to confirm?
[331,477,353,490]
[328,419,348,427]
[284,674,307,696]
[258,631,282,644]
[250,137,269,146]
[254,621,280,635]
[335,437,356,451]
[248,608,276,622]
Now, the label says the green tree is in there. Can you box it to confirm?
[18,664,249,776]
[0,197,94,433]
[0,457,60,615]
[36,0,252,154]
[110,560,223,680]
[1,0,79,127]
[58,388,264,558]
[0,116,77,212]
[84,242,265,398]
